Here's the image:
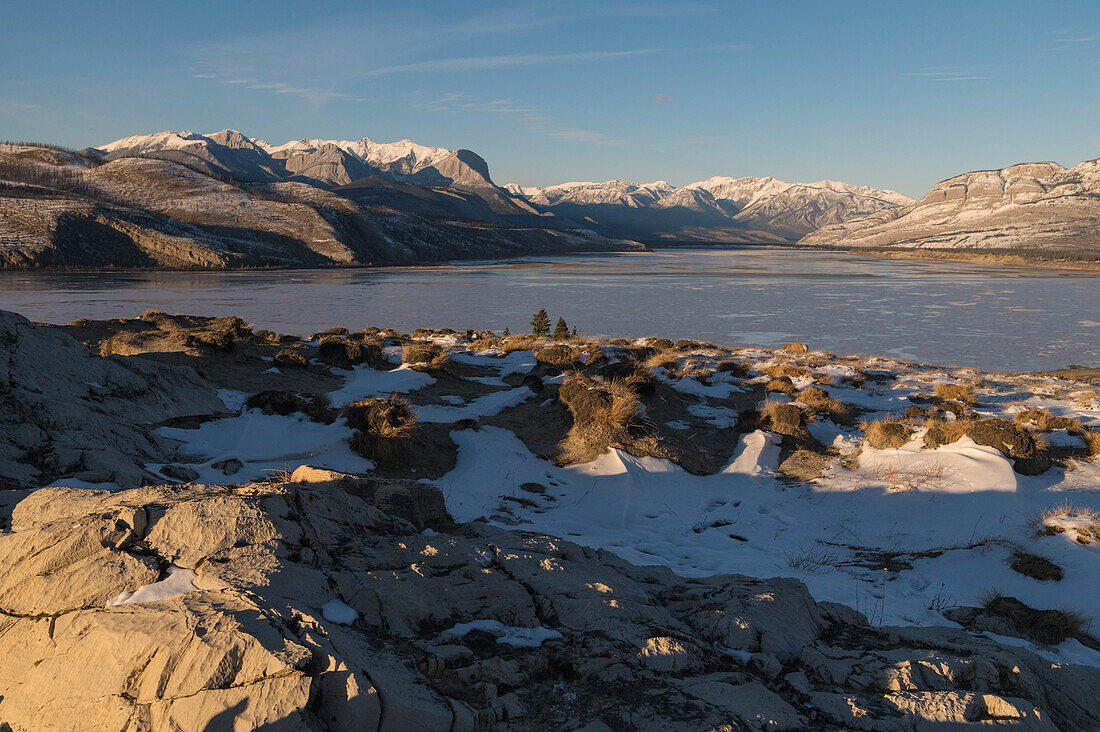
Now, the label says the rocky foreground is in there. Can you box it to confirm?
[1,310,1099,730]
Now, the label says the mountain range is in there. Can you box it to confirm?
[800,158,1100,252]
[0,128,1096,269]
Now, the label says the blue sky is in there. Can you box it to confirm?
[1,1,1097,196]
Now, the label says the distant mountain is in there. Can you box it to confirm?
[506,176,913,242]
[0,142,627,269]
[92,129,540,221]
[799,158,1100,251]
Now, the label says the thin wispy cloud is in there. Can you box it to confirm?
[1054,36,1097,43]
[906,70,989,82]
[364,49,658,77]
[411,92,626,147]
[655,93,673,103]
[197,73,370,103]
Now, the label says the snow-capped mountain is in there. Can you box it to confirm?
[800,158,1100,250]
[507,176,914,241]
[94,129,532,217]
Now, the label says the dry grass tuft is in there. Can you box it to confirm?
[763,363,812,379]
[402,342,450,372]
[923,419,969,449]
[979,592,1088,645]
[798,386,855,424]
[1084,430,1100,457]
[535,344,578,368]
[1028,503,1100,544]
[934,382,977,405]
[1009,551,1063,582]
[860,461,948,492]
[245,391,334,423]
[273,348,308,369]
[861,419,914,449]
[501,334,544,354]
[644,352,681,371]
[760,401,807,438]
[1013,408,1084,434]
[715,360,750,378]
[558,374,641,434]
[343,395,419,462]
[318,336,382,369]
[765,376,798,396]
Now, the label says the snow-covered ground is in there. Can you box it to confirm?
[98,334,1100,666]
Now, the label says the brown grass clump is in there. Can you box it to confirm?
[343,395,419,462]
[980,593,1088,646]
[934,382,977,405]
[797,386,855,424]
[646,338,675,351]
[558,374,640,435]
[903,405,934,421]
[923,420,969,449]
[501,334,543,354]
[245,391,334,423]
[1029,503,1100,544]
[780,343,809,354]
[402,341,450,372]
[861,419,914,449]
[318,336,381,369]
[965,418,1038,460]
[760,401,807,438]
[1009,551,1063,582]
[644,352,680,371]
[535,344,578,368]
[1014,408,1085,434]
[1084,430,1100,457]
[597,361,657,397]
[924,417,1050,475]
[273,348,308,369]
[715,360,750,378]
[763,363,812,379]
[765,376,798,396]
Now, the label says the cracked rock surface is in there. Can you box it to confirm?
[0,310,221,489]
[0,476,1096,731]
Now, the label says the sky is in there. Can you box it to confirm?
[1,1,1097,197]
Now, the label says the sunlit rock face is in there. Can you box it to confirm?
[800,157,1100,251]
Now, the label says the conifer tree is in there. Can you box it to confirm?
[530,308,550,337]
[553,317,570,340]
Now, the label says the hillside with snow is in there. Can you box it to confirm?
[800,158,1100,252]
[507,175,914,242]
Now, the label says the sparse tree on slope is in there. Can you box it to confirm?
[530,309,550,337]
[554,317,570,340]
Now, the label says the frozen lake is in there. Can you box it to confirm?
[1,248,1096,372]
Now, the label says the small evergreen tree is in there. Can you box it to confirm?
[530,308,550,337]
[571,325,577,336]
[553,317,570,340]
[502,326,510,336]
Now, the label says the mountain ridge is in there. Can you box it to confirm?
[799,156,1100,251]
